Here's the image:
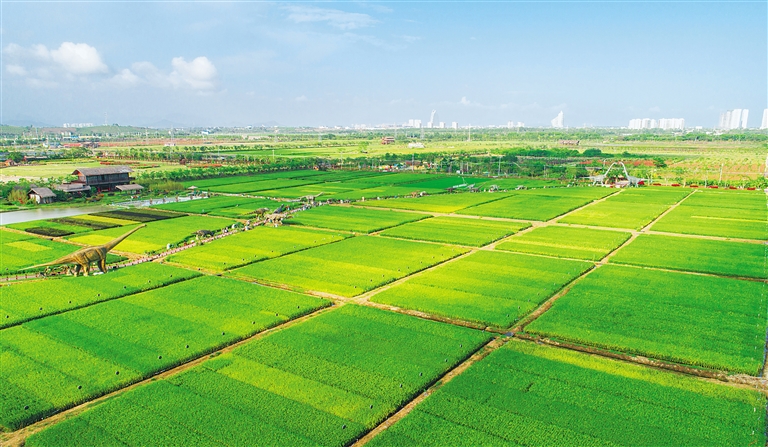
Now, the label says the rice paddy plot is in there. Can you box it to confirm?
[367,340,765,447]
[404,176,471,190]
[472,177,562,189]
[290,206,427,233]
[67,214,140,228]
[558,188,689,229]
[151,196,259,214]
[90,208,183,223]
[0,229,121,275]
[650,202,767,240]
[208,178,320,194]
[0,275,329,431]
[256,182,363,199]
[67,215,237,254]
[207,198,285,218]
[496,226,631,260]
[231,236,467,297]
[380,216,530,247]
[355,172,443,185]
[25,305,491,447]
[6,218,95,237]
[302,170,385,182]
[526,265,767,374]
[166,225,348,272]
[331,185,447,201]
[360,192,512,214]
[181,170,326,189]
[611,234,767,279]
[372,250,591,328]
[682,189,766,211]
[456,190,600,221]
[0,262,199,329]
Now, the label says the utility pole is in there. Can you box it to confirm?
[468,125,471,142]
[498,156,502,176]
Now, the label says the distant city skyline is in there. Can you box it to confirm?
[2,2,766,128]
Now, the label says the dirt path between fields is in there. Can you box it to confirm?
[351,337,506,447]
[0,303,342,447]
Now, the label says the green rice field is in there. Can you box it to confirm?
[1,170,765,445]
[0,230,122,275]
[166,226,348,271]
[67,215,237,254]
[368,340,765,447]
[151,196,265,214]
[372,250,591,328]
[208,178,321,194]
[650,190,767,240]
[379,216,530,246]
[289,206,427,233]
[230,236,467,297]
[25,305,491,446]
[0,262,198,329]
[359,192,511,213]
[610,234,767,279]
[456,188,614,221]
[527,265,767,374]
[496,226,631,260]
[558,188,691,229]
[0,275,329,431]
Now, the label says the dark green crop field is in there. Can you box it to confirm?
[527,265,767,374]
[368,341,765,447]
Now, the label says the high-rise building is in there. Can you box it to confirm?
[719,109,749,130]
[658,118,685,130]
[761,109,768,129]
[551,111,564,128]
[438,122,445,129]
[451,122,458,129]
[729,109,743,130]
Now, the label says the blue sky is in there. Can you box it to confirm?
[2,1,766,128]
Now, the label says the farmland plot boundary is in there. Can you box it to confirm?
[0,303,342,446]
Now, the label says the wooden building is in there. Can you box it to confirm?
[71,166,134,192]
[29,187,56,204]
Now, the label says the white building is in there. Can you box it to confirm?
[658,118,685,130]
[507,121,524,128]
[719,109,749,130]
[451,122,459,129]
[629,118,657,129]
[551,111,564,128]
[438,122,445,129]
[761,109,768,129]
[406,119,422,128]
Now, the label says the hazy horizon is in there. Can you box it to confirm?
[3,1,766,129]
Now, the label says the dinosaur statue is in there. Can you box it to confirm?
[25,224,146,276]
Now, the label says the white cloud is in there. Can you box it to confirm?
[50,42,108,74]
[649,106,661,113]
[3,42,107,87]
[169,57,218,90]
[123,57,218,91]
[285,5,376,30]
[295,95,308,102]
[460,96,471,106]
[6,64,26,76]
[111,68,140,86]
